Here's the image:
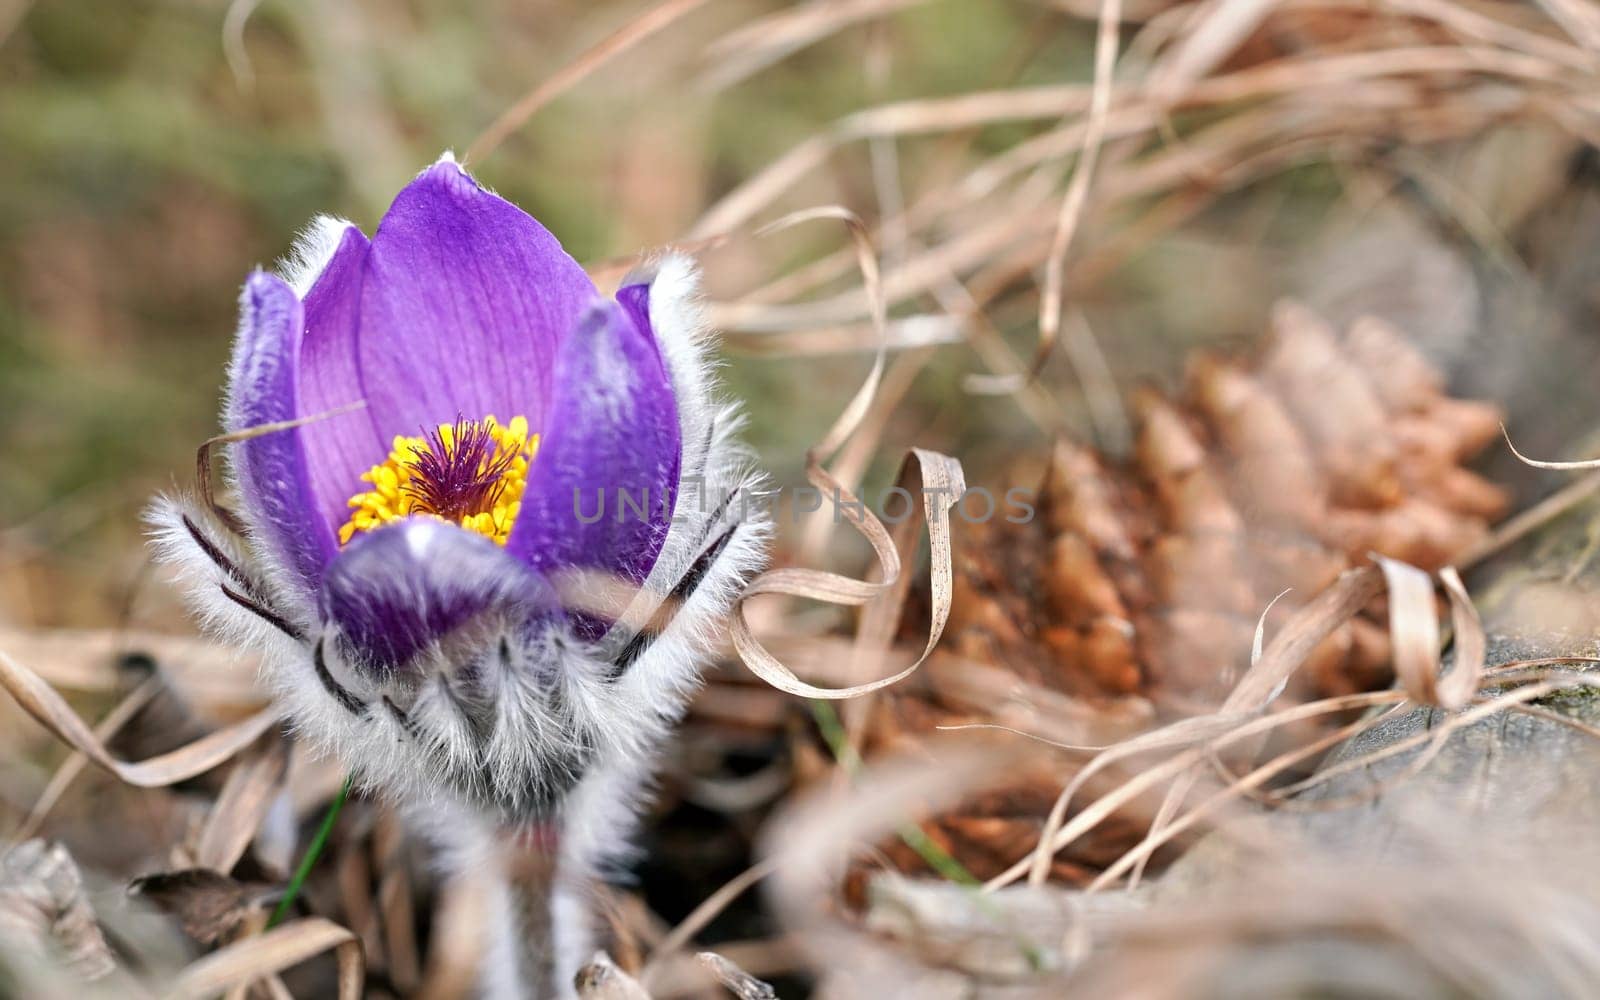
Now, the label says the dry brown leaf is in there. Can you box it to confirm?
[127,869,272,946]
[194,733,290,873]
[0,840,116,981]
[15,673,163,840]
[167,917,362,1000]
[0,648,279,788]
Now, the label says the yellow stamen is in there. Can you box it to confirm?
[339,414,538,547]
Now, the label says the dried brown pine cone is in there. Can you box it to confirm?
[860,302,1507,884]
[944,301,1505,709]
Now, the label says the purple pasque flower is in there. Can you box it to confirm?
[149,156,767,980]
[231,156,683,658]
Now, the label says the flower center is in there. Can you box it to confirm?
[340,415,539,547]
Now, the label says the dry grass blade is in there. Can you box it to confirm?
[14,673,162,840]
[1001,556,1536,895]
[0,626,263,702]
[1221,566,1385,712]
[641,857,780,988]
[1536,0,1600,53]
[1146,0,1275,100]
[0,648,279,788]
[1005,547,1509,888]
[989,688,1409,892]
[719,315,962,357]
[1502,425,1600,470]
[1086,710,1387,891]
[1435,566,1486,706]
[220,0,263,93]
[1458,470,1600,568]
[197,403,367,535]
[195,734,290,873]
[1374,558,1484,710]
[168,916,363,1000]
[695,951,776,999]
[764,743,1016,976]
[1387,0,1594,70]
[1262,673,1600,810]
[1026,558,1481,888]
[700,0,930,91]
[465,0,712,164]
[729,206,966,698]
[979,0,1121,394]
[799,345,934,560]
[730,447,963,698]
[1124,587,1294,889]
[687,83,1092,240]
[1020,710,1252,887]
[754,206,887,465]
[412,866,492,1000]
[1060,310,1130,451]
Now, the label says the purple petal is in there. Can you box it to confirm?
[226,271,331,592]
[322,518,554,676]
[508,298,680,586]
[295,224,382,540]
[355,159,598,444]
[615,281,651,344]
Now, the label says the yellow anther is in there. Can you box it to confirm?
[338,414,539,547]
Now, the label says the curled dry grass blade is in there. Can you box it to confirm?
[728,207,968,700]
[0,648,279,788]
[1126,586,1296,889]
[1501,424,1600,470]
